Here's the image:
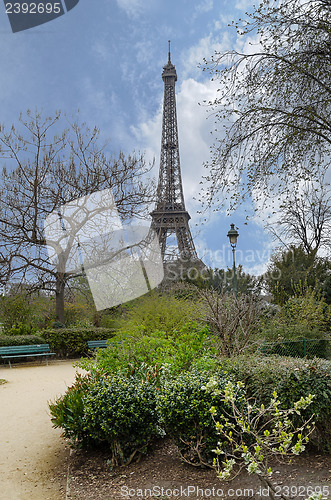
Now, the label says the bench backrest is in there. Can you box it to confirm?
[0,344,51,355]
[87,340,108,349]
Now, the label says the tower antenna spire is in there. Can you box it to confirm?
[168,39,171,64]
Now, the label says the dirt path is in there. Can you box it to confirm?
[0,360,84,500]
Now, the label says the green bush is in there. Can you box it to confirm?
[49,373,94,447]
[5,323,37,336]
[261,321,327,343]
[83,375,160,465]
[157,369,242,466]
[0,293,35,333]
[82,323,218,377]
[0,292,56,332]
[0,334,46,346]
[41,327,116,357]
[49,373,160,466]
[220,355,331,452]
[285,284,331,333]
[261,285,331,342]
[115,291,205,336]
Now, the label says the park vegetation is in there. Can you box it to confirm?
[0,1,330,497]
[46,283,330,500]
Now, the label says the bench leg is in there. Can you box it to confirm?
[8,359,12,369]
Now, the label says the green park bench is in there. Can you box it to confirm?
[87,340,109,351]
[0,344,56,368]
[87,340,122,355]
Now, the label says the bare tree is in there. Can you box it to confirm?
[201,0,331,210]
[199,289,260,357]
[266,178,331,256]
[0,110,154,323]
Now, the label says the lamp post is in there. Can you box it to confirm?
[227,223,239,297]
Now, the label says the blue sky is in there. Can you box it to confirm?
[0,0,275,276]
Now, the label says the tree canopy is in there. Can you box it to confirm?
[202,0,331,210]
[264,245,331,304]
[265,175,331,256]
[0,110,154,322]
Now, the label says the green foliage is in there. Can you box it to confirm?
[64,301,94,327]
[220,355,331,452]
[5,323,37,336]
[285,284,331,333]
[0,334,46,346]
[49,373,94,448]
[49,373,160,466]
[208,379,315,498]
[0,379,7,385]
[261,283,331,342]
[41,327,115,357]
[265,247,331,306]
[0,293,35,333]
[0,292,59,332]
[116,291,204,336]
[83,375,159,465]
[157,370,242,466]
[183,265,262,296]
[81,323,218,377]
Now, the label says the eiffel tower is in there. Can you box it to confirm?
[150,42,199,264]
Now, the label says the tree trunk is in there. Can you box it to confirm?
[55,273,66,324]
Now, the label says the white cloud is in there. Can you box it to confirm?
[81,77,109,111]
[195,0,214,14]
[115,0,154,18]
[91,39,109,62]
[180,33,232,78]
[235,0,256,10]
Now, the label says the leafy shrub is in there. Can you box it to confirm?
[41,327,116,357]
[115,291,205,336]
[261,321,327,343]
[0,334,46,346]
[0,292,56,332]
[64,301,93,327]
[209,380,315,498]
[0,293,35,333]
[81,323,218,377]
[220,355,331,452]
[285,284,331,333]
[157,369,242,466]
[261,285,331,342]
[83,375,159,465]
[49,373,160,466]
[5,323,37,336]
[49,373,94,447]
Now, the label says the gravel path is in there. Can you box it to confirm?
[0,360,84,500]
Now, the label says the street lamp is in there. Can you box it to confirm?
[227,223,239,297]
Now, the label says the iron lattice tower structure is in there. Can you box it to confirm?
[150,42,198,261]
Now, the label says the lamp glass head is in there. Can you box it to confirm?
[227,223,239,246]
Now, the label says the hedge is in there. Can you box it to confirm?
[49,372,160,466]
[220,355,331,452]
[0,334,46,347]
[157,369,241,466]
[40,327,116,357]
